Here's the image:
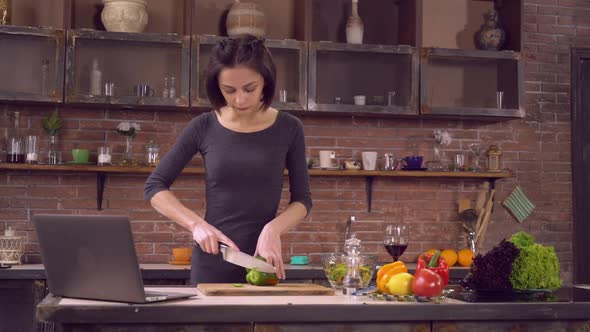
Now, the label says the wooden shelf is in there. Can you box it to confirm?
[0,163,512,179]
[308,169,512,178]
[1,163,512,212]
[0,163,163,174]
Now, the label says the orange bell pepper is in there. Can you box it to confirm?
[377,262,408,294]
[377,261,404,281]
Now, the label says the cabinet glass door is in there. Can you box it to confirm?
[66,30,190,108]
[0,26,64,103]
[420,48,524,118]
[308,42,418,115]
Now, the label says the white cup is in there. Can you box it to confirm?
[319,150,336,168]
[361,151,378,171]
[353,95,366,105]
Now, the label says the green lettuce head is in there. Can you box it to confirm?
[461,231,562,291]
[509,232,562,290]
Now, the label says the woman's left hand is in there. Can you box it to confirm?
[255,224,285,279]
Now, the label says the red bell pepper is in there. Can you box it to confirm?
[416,250,450,287]
[412,268,444,297]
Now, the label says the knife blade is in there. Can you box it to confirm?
[219,244,277,274]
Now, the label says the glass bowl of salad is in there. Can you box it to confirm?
[321,253,378,289]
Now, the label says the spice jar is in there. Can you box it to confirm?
[145,140,160,167]
[486,145,502,171]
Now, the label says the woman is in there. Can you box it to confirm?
[144,35,312,285]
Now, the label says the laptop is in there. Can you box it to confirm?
[33,214,196,303]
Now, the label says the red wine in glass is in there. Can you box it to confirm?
[384,243,408,261]
[6,153,25,163]
[384,224,409,261]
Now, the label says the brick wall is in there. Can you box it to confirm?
[1,0,588,284]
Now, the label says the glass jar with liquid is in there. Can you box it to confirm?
[6,112,25,163]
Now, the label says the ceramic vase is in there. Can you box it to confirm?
[346,0,364,44]
[226,0,266,38]
[0,0,10,25]
[101,0,148,33]
[476,9,506,51]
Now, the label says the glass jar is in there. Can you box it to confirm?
[486,145,502,171]
[145,140,160,167]
[25,135,39,164]
[6,112,25,164]
[97,146,112,166]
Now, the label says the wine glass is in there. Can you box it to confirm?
[383,224,409,261]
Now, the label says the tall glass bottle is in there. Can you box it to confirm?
[169,76,176,99]
[6,112,25,163]
[41,59,50,95]
[346,0,364,44]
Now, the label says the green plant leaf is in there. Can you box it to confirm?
[42,112,63,135]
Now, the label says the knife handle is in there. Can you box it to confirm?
[218,243,228,258]
[193,241,228,255]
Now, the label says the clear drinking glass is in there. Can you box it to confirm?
[387,91,397,106]
[455,154,465,171]
[25,135,39,164]
[97,146,112,166]
[279,89,288,103]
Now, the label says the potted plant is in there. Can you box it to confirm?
[42,112,63,164]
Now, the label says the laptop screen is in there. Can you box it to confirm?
[33,214,149,303]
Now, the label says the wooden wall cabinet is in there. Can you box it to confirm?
[307,0,418,46]
[1,0,524,119]
[417,0,523,117]
[0,26,64,103]
[65,29,191,108]
[308,42,419,115]
[191,35,308,111]
[420,48,524,118]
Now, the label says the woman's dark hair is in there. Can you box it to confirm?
[206,35,276,111]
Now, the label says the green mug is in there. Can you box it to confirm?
[71,149,90,163]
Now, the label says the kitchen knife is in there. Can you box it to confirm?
[219,244,277,274]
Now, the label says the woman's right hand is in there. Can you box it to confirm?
[192,221,239,254]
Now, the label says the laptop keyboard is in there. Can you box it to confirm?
[145,292,170,302]
[144,290,195,302]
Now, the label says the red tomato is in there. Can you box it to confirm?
[412,269,444,297]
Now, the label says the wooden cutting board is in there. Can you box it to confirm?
[197,283,335,296]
